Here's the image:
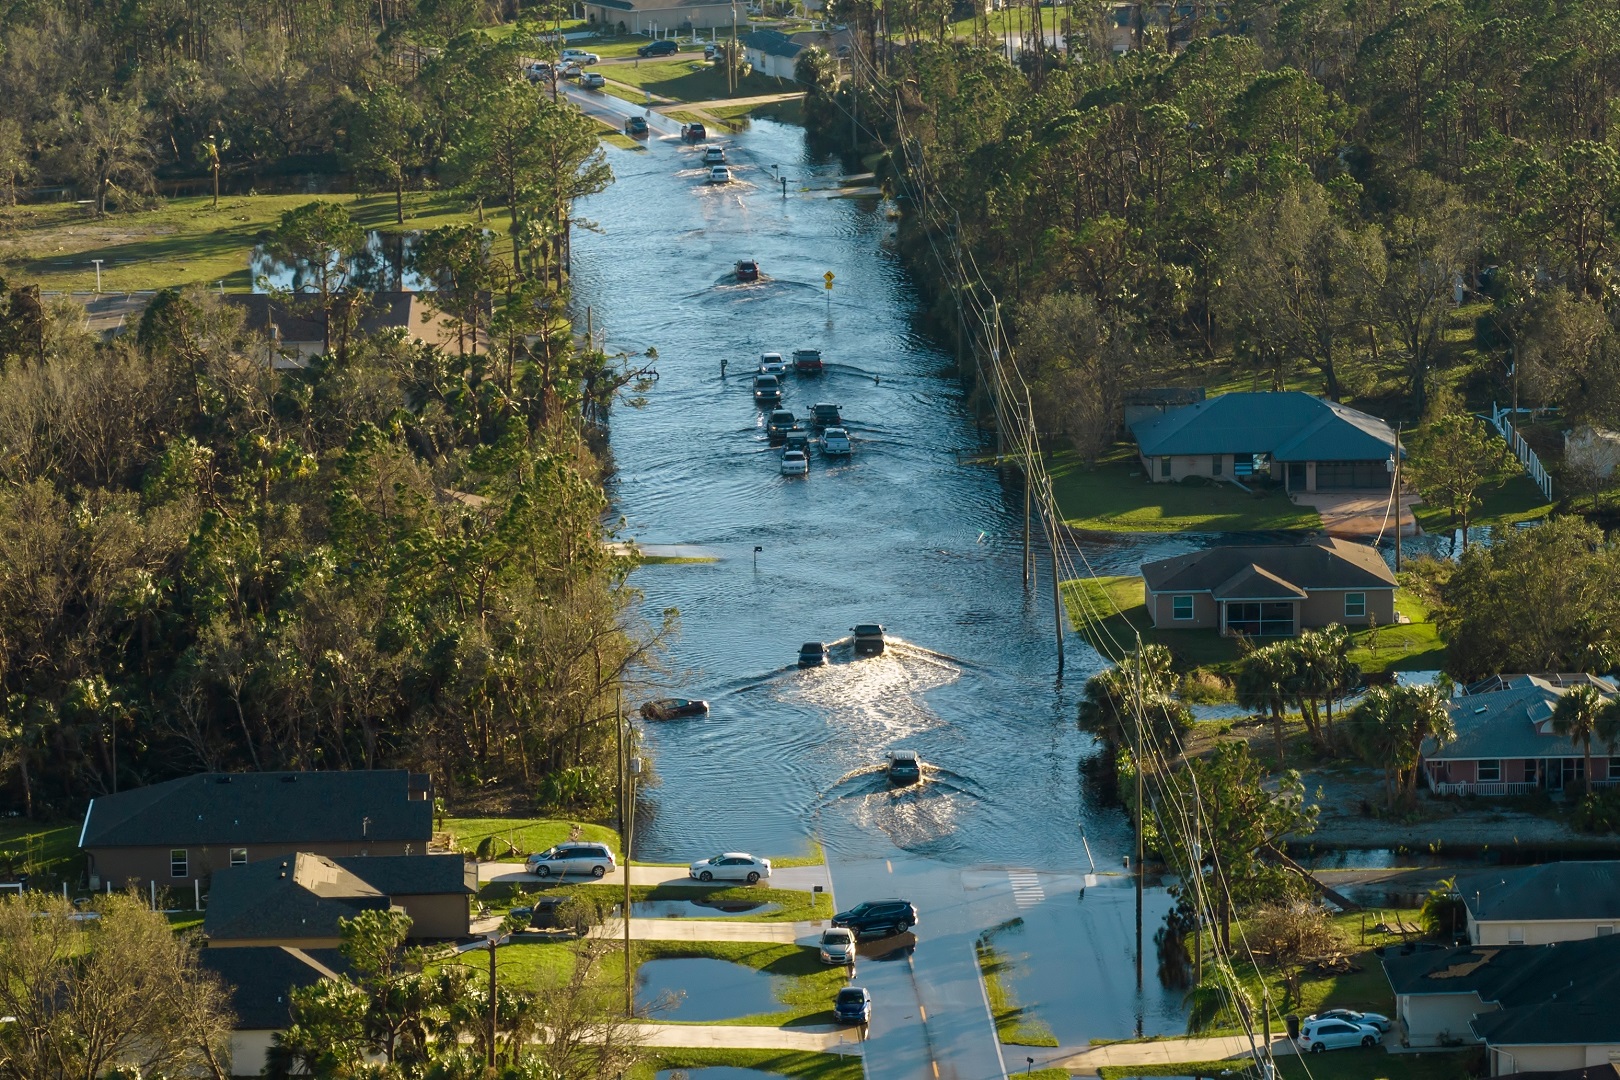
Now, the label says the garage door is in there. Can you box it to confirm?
[1314,461,1390,489]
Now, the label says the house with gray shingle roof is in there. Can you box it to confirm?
[581,0,735,32]
[1423,676,1620,796]
[741,29,804,79]
[1139,537,1395,637]
[1381,933,1620,1069]
[199,945,351,1077]
[1455,862,1620,946]
[80,770,434,891]
[1129,390,1399,492]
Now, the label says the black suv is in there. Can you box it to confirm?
[832,899,917,940]
[852,623,886,656]
[638,38,679,57]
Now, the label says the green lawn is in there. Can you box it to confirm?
[480,880,833,923]
[1100,1054,1476,1080]
[630,1049,863,1080]
[1411,473,1553,533]
[1049,445,1323,534]
[977,920,1059,1047]
[441,816,622,861]
[1064,576,1445,675]
[597,57,788,101]
[0,192,508,294]
[0,820,83,888]
[166,910,206,933]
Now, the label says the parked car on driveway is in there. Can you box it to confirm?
[1307,1009,1391,1033]
[798,641,830,667]
[580,71,605,90]
[688,852,772,883]
[1297,1018,1381,1053]
[780,449,808,476]
[821,426,851,455]
[624,115,648,137]
[833,986,872,1024]
[527,842,616,879]
[637,38,679,57]
[753,374,781,405]
[561,48,599,64]
[818,927,856,964]
[832,898,917,939]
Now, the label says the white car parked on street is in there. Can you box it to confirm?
[1297,1017,1382,1053]
[688,852,773,883]
[561,48,599,64]
[1306,1008,1392,1033]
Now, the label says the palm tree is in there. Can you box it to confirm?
[1236,643,1294,765]
[1396,684,1454,805]
[1552,684,1605,794]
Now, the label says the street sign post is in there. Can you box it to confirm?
[824,271,834,310]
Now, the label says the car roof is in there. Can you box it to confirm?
[717,851,756,859]
[801,641,827,649]
[888,750,918,761]
[853,623,884,633]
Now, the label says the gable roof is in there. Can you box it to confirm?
[204,853,394,942]
[743,29,805,58]
[1383,934,1620,1033]
[80,771,433,849]
[1141,538,1395,596]
[1130,391,1397,462]
[332,855,475,897]
[198,945,350,1029]
[1428,677,1619,761]
[1455,862,1620,924]
[589,0,732,10]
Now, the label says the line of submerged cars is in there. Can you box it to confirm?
[755,351,848,475]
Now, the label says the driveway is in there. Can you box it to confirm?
[1293,491,1420,539]
[633,1022,864,1052]
[1036,1033,1296,1074]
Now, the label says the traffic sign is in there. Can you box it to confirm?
[823,271,835,290]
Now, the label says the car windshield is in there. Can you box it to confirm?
[823,929,854,943]
[836,989,864,1003]
[854,624,883,635]
[801,642,824,651]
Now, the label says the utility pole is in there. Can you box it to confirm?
[1022,460,1032,589]
[1393,423,1403,572]
[625,742,638,1017]
[1132,637,1145,993]
[486,936,498,1069]
[729,4,738,96]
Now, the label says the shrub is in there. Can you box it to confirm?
[1573,789,1620,833]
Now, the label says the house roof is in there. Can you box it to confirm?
[198,945,349,1030]
[80,770,433,849]
[1497,1066,1620,1080]
[1426,677,1618,760]
[1141,538,1396,596]
[1129,391,1397,462]
[224,292,485,352]
[588,0,732,11]
[331,855,475,897]
[204,853,394,942]
[1454,861,1620,924]
[743,29,805,58]
[1383,935,1620,1037]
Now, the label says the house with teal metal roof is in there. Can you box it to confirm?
[1129,390,1400,493]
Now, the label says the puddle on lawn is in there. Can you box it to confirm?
[625,899,782,918]
[636,957,785,1021]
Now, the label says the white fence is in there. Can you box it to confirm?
[1487,406,1553,501]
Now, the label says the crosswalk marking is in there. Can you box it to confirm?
[1007,869,1045,908]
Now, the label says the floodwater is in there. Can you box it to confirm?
[251,230,430,293]
[572,117,1208,1044]
[636,957,784,1021]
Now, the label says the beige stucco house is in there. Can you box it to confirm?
[582,0,738,33]
[1455,861,1620,945]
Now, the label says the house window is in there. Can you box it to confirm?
[1225,602,1295,637]
[1477,760,1501,782]
[1344,592,1366,618]
[1508,925,1525,944]
[1173,595,1194,621]
[1160,457,1171,478]
[170,850,188,878]
[230,848,248,867]
[1598,925,1615,936]
[1212,455,1222,476]
[1610,759,1620,781]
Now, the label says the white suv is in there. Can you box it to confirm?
[561,48,599,65]
[1297,1017,1381,1053]
[526,842,616,878]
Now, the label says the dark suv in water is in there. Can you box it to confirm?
[852,623,886,656]
[832,899,917,940]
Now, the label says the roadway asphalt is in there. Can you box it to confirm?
[476,861,834,893]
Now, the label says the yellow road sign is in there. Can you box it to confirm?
[823,271,835,289]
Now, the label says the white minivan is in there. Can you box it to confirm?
[526,842,616,878]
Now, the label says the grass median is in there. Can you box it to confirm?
[1100,1053,1476,1080]
[976,919,1059,1047]
[480,880,833,923]
[631,1049,863,1079]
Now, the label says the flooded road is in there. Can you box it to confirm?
[569,104,1200,1064]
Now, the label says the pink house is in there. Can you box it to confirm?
[1423,674,1620,796]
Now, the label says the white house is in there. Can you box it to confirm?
[741,28,804,79]
[1456,861,1620,945]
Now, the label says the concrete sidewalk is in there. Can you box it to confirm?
[633,1022,863,1053]
[477,862,834,894]
[1041,1034,1295,1074]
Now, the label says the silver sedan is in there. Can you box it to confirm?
[689,852,773,884]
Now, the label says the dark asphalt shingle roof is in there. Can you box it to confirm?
[1428,677,1619,760]
[80,770,433,849]
[589,0,733,10]
[205,853,393,941]
[1130,391,1397,462]
[332,855,475,896]
[198,946,349,1030]
[743,29,805,58]
[1455,861,1620,924]
[1141,538,1396,595]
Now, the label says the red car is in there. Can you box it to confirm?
[792,348,823,374]
[735,259,759,282]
